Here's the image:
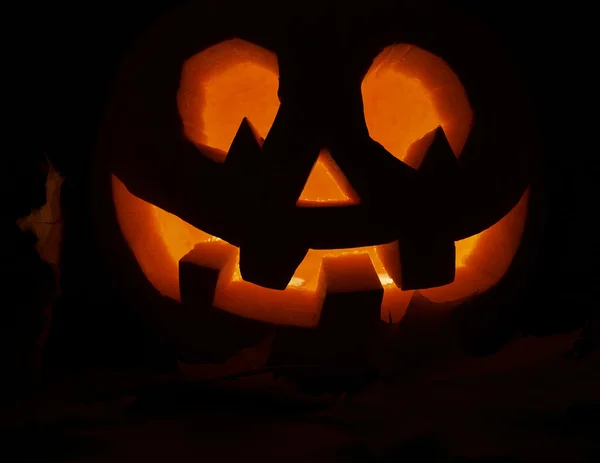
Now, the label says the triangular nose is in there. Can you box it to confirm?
[296,149,360,207]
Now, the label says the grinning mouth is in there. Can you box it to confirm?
[112,175,529,327]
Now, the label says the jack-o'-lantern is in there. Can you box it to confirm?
[94,0,542,365]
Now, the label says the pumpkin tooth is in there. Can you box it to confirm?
[238,242,308,290]
[397,233,456,290]
[266,259,382,378]
[319,281,383,332]
[319,254,383,333]
[179,247,222,307]
[178,244,271,363]
[316,258,382,367]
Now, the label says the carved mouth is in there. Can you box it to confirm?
[112,175,529,327]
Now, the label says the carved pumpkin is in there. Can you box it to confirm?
[95,0,541,362]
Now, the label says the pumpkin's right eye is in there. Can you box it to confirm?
[360,43,473,169]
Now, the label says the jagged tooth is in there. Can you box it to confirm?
[317,255,382,366]
[318,284,383,330]
[179,242,233,307]
[418,126,459,177]
[178,244,270,363]
[265,256,383,387]
[397,233,456,290]
[238,242,308,290]
[320,253,382,294]
[319,253,383,329]
[224,117,263,169]
[377,237,456,291]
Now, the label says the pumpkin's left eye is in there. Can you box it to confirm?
[177,38,280,162]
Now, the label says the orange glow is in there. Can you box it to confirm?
[112,40,528,327]
[297,149,360,207]
[178,38,280,160]
[421,188,530,303]
[361,44,473,167]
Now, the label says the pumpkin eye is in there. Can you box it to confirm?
[177,38,357,207]
[177,38,280,162]
[361,44,473,168]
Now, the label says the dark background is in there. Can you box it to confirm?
[3,1,598,461]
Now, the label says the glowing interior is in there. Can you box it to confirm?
[362,44,474,167]
[112,39,529,327]
[297,149,360,207]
